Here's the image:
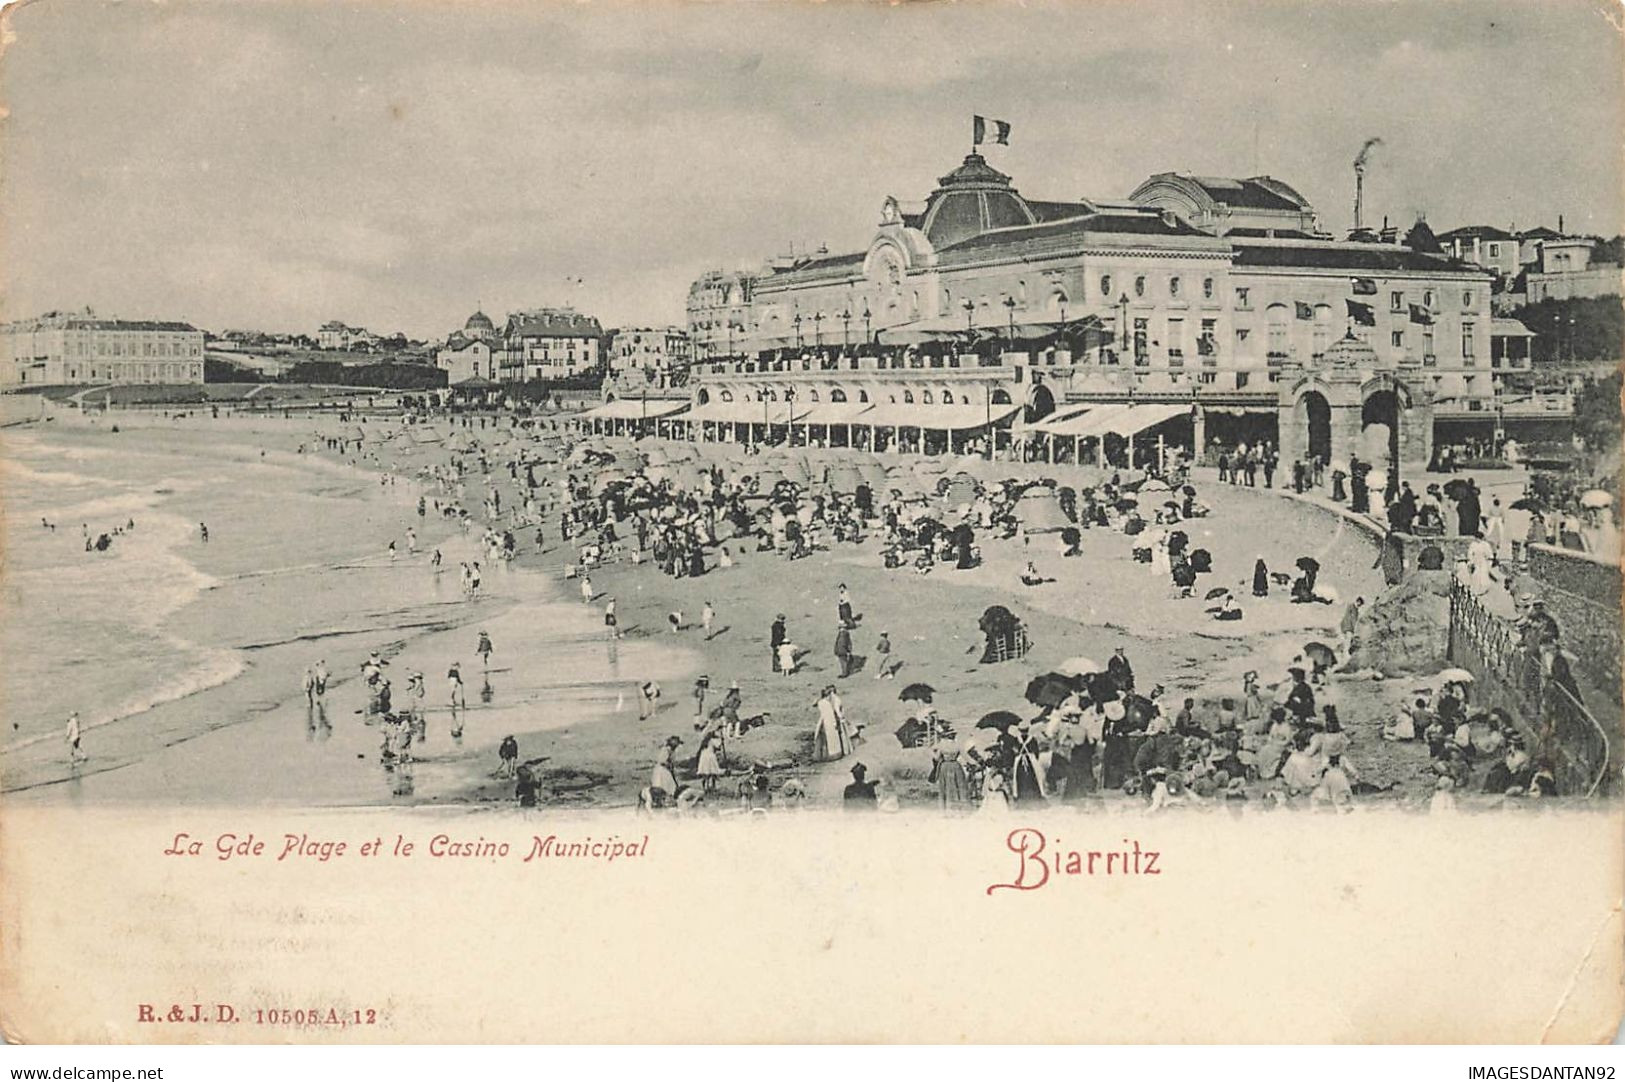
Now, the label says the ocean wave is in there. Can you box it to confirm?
[2,640,245,756]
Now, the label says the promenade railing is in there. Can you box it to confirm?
[1447,577,1615,798]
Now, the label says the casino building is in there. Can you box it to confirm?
[592,149,1562,474]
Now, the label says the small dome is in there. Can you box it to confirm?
[465,310,494,332]
[1324,333,1379,369]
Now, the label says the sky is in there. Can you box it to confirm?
[1,0,1622,339]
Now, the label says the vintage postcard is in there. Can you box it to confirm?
[1,0,1621,1047]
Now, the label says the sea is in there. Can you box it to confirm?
[0,416,481,792]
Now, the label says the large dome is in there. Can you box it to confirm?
[464,310,494,332]
[919,153,1038,250]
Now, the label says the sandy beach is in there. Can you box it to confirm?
[6,402,1513,815]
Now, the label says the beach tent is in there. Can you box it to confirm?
[1013,487,1071,533]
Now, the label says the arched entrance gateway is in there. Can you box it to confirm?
[1300,390,1332,464]
[1273,334,1433,482]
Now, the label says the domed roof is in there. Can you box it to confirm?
[919,153,1038,250]
[465,310,494,332]
[1324,333,1380,369]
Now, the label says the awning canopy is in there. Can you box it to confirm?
[796,401,876,426]
[685,399,808,425]
[1026,404,1099,435]
[577,398,690,421]
[1074,402,1191,439]
[859,402,1021,430]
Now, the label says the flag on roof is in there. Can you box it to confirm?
[1351,277,1378,296]
[1346,300,1376,327]
[1295,301,1315,321]
[973,116,1011,146]
[1409,303,1435,326]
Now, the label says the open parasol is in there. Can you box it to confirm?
[1056,656,1103,677]
[1024,673,1076,708]
[976,710,1023,731]
[1437,667,1475,685]
[898,682,936,704]
[1580,489,1613,509]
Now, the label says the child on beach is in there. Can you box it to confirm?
[604,597,619,638]
[476,631,493,670]
[496,735,519,780]
[581,576,594,604]
[701,601,715,640]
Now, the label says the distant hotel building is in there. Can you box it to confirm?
[317,320,378,350]
[656,150,1565,469]
[436,307,603,386]
[608,327,691,387]
[1,311,204,387]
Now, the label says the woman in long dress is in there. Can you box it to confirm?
[694,731,724,793]
[650,735,681,797]
[811,686,851,762]
[931,739,970,812]
[1002,721,1047,804]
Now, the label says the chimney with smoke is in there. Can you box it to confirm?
[1352,137,1383,233]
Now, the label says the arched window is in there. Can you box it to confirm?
[1203,277,1215,300]
[1134,275,1146,298]
[763,388,777,401]
[719,390,734,403]
[903,390,915,404]
[991,388,1012,405]
[910,290,921,318]
[942,391,957,406]
[1017,280,1028,305]
[830,388,848,403]
[858,389,869,403]
[807,389,820,402]
[1169,277,1181,298]
[1423,290,1435,308]
[1051,289,1069,315]
[922,390,934,404]
[1100,274,1112,297]
[697,389,711,404]
[1266,303,1290,360]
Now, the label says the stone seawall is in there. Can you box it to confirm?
[1524,543,1622,704]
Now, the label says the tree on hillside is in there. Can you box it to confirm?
[1510,296,1625,362]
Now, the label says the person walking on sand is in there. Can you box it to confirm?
[469,562,482,596]
[448,662,467,710]
[303,667,317,706]
[476,630,494,670]
[833,621,855,678]
[313,659,329,705]
[406,527,418,554]
[692,676,709,726]
[701,601,715,640]
[604,597,619,639]
[199,522,209,543]
[770,614,787,673]
[873,631,893,680]
[581,575,594,605]
[65,711,86,765]
[431,548,443,569]
[388,540,397,562]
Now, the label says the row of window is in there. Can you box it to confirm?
[711,386,1013,406]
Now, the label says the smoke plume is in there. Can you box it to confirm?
[1354,137,1383,170]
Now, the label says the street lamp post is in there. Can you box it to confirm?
[842,307,852,350]
[793,313,803,349]
[862,303,872,347]
[1003,296,1018,354]
[814,311,824,348]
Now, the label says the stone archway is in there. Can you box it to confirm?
[1301,390,1332,463]
[1362,389,1401,493]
